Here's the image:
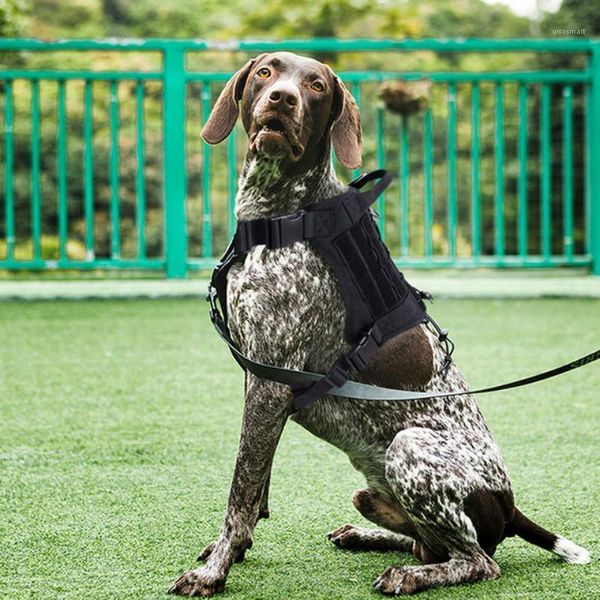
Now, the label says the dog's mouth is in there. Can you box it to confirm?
[263,118,286,134]
[250,116,304,161]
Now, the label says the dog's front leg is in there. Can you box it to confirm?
[258,466,272,519]
[169,374,290,596]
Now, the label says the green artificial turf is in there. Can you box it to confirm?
[1,298,599,599]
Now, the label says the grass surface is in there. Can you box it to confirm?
[1,298,599,599]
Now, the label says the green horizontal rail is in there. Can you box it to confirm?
[3,254,585,273]
[186,71,592,83]
[0,37,597,52]
[391,256,593,268]
[186,255,593,271]
[0,70,162,80]
[2,69,580,84]
[0,258,164,270]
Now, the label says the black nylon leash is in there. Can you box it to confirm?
[207,169,599,408]
[207,288,600,404]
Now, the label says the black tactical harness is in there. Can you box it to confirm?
[208,170,451,410]
[207,169,600,410]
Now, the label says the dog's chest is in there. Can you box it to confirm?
[226,242,349,369]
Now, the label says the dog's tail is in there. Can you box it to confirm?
[508,508,591,564]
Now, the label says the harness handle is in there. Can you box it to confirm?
[350,169,394,206]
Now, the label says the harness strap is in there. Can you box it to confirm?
[291,294,430,409]
[210,170,433,410]
[208,239,237,327]
[207,291,600,406]
[235,210,329,253]
[234,170,393,255]
[291,323,384,409]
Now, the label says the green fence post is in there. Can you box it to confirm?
[163,45,187,278]
[590,44,600,275]
[4,81,14,260]
[471,82,481,260]
[447,83,457,258]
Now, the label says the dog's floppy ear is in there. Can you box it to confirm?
[330,75,362,170]
[201,56,261,144]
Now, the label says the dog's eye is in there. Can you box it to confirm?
[311,81,325,92]
[257,68,271,79]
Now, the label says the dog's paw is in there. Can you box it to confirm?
[168,568,225,597]
[327,524,365,550]
[373,566,419,595]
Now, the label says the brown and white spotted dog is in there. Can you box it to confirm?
[169,52,590,596]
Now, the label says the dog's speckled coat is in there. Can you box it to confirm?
[169,52,590,597]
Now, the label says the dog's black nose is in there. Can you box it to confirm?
[268,84,298,109]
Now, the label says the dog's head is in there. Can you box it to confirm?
[201,52,362,170]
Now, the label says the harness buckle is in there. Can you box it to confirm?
[236,221,251,253]
[326,364,350,387]
[206,284,217,305]
[206,284,221,320]
[345,327,382,373]
[270,211,305,248]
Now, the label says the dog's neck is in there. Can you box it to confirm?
[235,146,345,220]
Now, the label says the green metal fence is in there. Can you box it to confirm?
[1,38,600,277]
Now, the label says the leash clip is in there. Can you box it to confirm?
[206,284,220,320]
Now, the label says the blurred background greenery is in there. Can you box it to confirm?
[3,0,596,43]
[0,0,598,264]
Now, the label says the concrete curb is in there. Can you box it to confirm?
[0,280,208,301]
[1,276,600,301]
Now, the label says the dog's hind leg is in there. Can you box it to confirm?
[374,555,500,596]
[328,488,414,552]
[374,427,506,595]
[328,524,414,552]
